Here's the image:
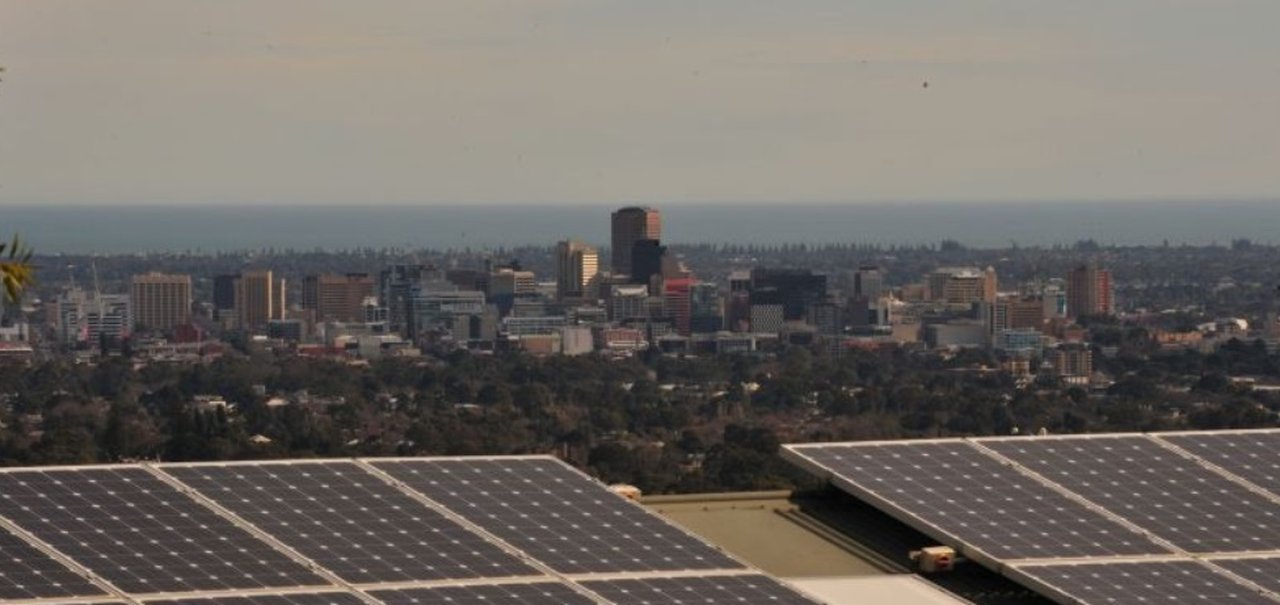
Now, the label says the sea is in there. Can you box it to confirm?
[5,200,1279,254]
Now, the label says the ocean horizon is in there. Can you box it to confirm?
[5,200,1278,254]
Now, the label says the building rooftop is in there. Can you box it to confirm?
[645,489,1049,605]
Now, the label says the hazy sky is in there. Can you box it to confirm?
[1,0,1277,206]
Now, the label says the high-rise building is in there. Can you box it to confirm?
[235,270,281,330]
[1053,342,1094,383]
[55,288,131,345]
[302,273,375,323]
[750,268,827,321]
[629,239,666,288]
[1066,265,1114,318]
[853,265,883,301]
[662,278,696,336]
[689,282,723,334]
[555,240,599,301]
[212,274,238,318]
[380,264,433,335]
[610,206,661,275]
[609,285,650,321]
[927,267,997,305]
[130,272,192,333]
[488,268,536,316]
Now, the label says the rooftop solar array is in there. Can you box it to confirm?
[1014,561,1279,605]
[581,575,820,605]
[0,526,105,600]
[1210,557,1280,594]
[369,582,597,605]
[372,458,743,573]
[0,457,817,605]
[785,429,1280,605]
[984,435,1280,553]
[0,468,325,594]
[788,441,1168,560]
[163,462,536,583]
[145,593,369,605]
[1160,431,1280,497]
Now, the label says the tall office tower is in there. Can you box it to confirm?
[488,268,536,316]
[130,272,192,333]
[234,269,278,330]
[380,264,431,335]
[853,265,883,301]
[927,267,997,305]
[750,268,827,321]
[212,274,238,319]
[689,282,723,334]
[555,240,599,301]
[662,278,695,336]
[629,239,666,288]
[610,206,661,275]
[1066,265,1114,318]
[276,277,288,320]
[302,273,376,323]
[55,288,131,344]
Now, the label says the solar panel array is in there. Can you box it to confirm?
[785,429,1280,605]
[0,457,818,605]
[0,527,105,600]
[1013,561,1278,605]
[371,458,743,573]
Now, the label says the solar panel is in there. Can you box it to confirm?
[1160,431,1280,497]
[144,592,368,605]
[1013,561,1277,605]
[983,436,1280,553]
[0,468,326,594]
[372,458,743,573]
[162,462,537,583]
[580,574,820,605]
[0,525,107,600]
[1210,557,1280,594]
[369,581,596,605]
[787,442,1168,560]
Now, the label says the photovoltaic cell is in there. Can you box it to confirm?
[370,582,596,605]
[162,462,536,583]
[1160,432,1280,497]
[145,593,367,605]
[0,526,106,600]
[0,468,325,594]
[372,458,743,573]
[984,436,1280,553]
[1015,561,1277,605]
[1210,557,1280,594]
[581,574,820,605]
[788,442,1168,560]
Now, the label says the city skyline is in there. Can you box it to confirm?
[2,0,1278,207]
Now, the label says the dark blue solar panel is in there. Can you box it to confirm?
[146,593,367,605]
[1016,561,1275,605]
[0,525,106,600]
[0,468,325,594]
[370,582,596,605]
[163,462,535,583]
[372,458,743,573]
[582,574,820,605]
[789,442,1168,559]
[1160,432,1280,497]
[985,436,1280,553]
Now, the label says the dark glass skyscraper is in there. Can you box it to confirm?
[610,206,661,275]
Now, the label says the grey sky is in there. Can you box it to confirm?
[1,0,1277,206]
